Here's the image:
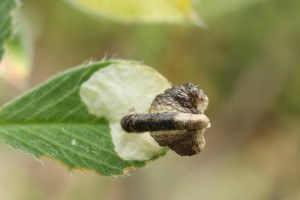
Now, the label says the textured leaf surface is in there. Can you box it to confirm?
[0,0,16,60]
[64,0,202,25]
[0,60,170,176]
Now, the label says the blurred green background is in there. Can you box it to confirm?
[1,0,300,199]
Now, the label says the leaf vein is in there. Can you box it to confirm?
[19,127,121,172]
[25,66,93,122]
[2,74,75,122]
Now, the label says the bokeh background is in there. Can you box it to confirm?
[1,0,300,199]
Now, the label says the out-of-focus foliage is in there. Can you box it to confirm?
[0,33,32,91]
[0,0,23,106]
[1,0,300,199]
[64,0,202,25]
[0,0,17,60]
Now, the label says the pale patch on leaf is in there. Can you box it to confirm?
[80,62,171,160]
[64,0,203,25]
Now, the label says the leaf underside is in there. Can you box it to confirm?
[0,0,16,60]
[0,61,154,176]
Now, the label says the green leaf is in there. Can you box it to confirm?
[64,0,202,25]
[0,0,17,61]
[0,60,171,176]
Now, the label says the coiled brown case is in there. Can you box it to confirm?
[121,83,210,156]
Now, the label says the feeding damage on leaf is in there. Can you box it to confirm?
[0,59,209,176]
[121,83,210,156]
[80,62,210,161]
[80,61,171,161]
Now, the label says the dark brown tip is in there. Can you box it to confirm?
[120,115,132,132]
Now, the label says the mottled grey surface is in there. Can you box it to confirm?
[121,83,210,156]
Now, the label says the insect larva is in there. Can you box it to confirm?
[120,83,210,156]
[121,112,209,133]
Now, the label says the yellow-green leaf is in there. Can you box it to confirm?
[64,0,202,25]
